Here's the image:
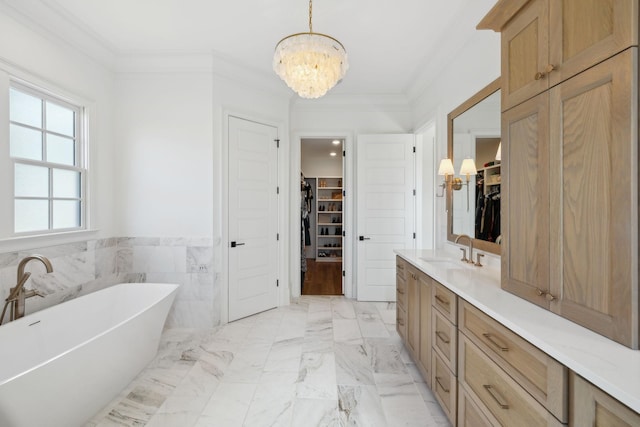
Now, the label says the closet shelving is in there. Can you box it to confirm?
[482,164,501,194]
[316,176,342,262]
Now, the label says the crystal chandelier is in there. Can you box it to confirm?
[273,0,348,99]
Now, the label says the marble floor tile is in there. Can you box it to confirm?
[338,385,388,427]
[331,298,356,319]
[296,352,338,400]
[291,398,340,427]
[357,315,391,338]
[334,342,375,386]
[90,296,451,427]
[333,318,363,344]
[197,382,256,427]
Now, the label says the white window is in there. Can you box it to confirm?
[9,83,86,235]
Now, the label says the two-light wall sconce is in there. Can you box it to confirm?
[436,158,477,211]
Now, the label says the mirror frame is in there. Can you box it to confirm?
[446,77,501,255]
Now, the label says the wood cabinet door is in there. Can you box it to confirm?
[406,266,420,356]
[501,0,549,110]
[501,91,551,309]
[549,0,638,87]
[570,372,640,427]
[418,273,432,387]
[549,49,638,349]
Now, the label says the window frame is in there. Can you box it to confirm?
[2,77,90,240]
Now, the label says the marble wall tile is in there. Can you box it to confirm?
[133,246,187,273]
[186,246,213,273]
[1,236,217,329]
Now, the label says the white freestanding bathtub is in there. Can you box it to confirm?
[0,282,179,427]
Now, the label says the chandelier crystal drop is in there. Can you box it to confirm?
[273,0,348,99]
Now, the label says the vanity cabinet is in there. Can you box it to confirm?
[483,0,640,349]
[570,372,640,427]
[459,301,568,423]
[459,334,564,427]
[417,273,432,386]
[406,265,420,357]
[396,257,407,340]
[395,255,640,426]
[480,0,638,111]
[431,281,458,426]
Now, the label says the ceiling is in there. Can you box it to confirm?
[1,0,497,98]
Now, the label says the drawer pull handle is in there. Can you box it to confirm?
[483,384,509,409]
[397,288,405,294]
[435,376,450,393]
[435,295,450,306]
[482,333,509,352]
[435,330,450,344]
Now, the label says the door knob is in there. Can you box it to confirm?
[359,236,370,241]
[230,241,245,248]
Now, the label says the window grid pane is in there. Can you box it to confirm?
[10,84,85,235]
[10,124,43,161]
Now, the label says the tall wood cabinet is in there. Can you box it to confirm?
[480,0,640,348]
[494,0,638,111]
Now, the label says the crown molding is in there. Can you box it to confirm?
[1,0,117,69]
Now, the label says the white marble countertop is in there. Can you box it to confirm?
[395,248,640,413]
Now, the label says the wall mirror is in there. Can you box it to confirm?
[446,78,501,255]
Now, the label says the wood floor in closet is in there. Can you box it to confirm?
[302,259,343,295]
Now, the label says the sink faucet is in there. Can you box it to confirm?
[0,255,53,324]
[455,234,474,264]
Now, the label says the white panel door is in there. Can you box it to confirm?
[228,116,279,321]
[356,134,415,301]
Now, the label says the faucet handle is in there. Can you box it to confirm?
[459,248,468,263]
[24,289,45,299]
[474,253,484,267]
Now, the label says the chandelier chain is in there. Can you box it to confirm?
[309,0,313,33]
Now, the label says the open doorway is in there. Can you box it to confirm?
[301,138,344,295]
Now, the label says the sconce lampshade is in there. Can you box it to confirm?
[460,158,477,176]
[495,141,502,161]
[438,158,455,176]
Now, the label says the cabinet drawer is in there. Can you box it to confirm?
[396,305,406,339]
[396,256,406,279]
[459,385,496,427]
[458,300,568,423]
[396,276,406,310]
[459,334,564,427]
[432,280,457,324]
[432,350,457,426]
[432,308,457,374]
[570,372,640,427]
[459,300,568,422]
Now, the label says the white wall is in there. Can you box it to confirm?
[0,8,117,251]
[411,30,500,253]
[115,71,214,237]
